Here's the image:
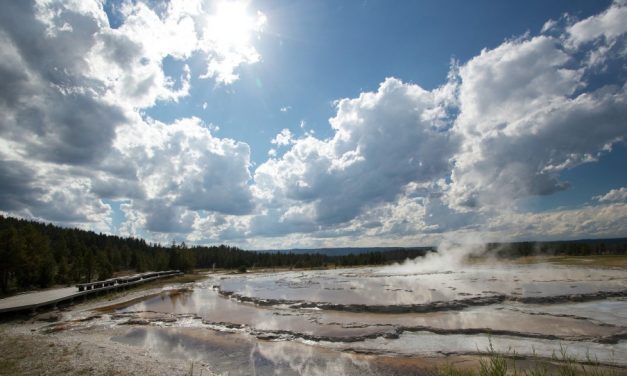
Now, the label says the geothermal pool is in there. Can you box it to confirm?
[59,262,627,374]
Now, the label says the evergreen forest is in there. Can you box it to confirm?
[1,215,625,295]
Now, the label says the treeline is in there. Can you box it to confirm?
[0,215,429,294]
[0,215,194,294]
[192,246,430,270]
[484,239,627,258]
[4,214,624,295]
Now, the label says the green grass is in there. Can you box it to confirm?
[500,255,627,268]
[545,255,627,268]
[433,341,621,376]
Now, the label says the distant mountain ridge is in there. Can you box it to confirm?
[256,246,432,256]
[255,237,627,256]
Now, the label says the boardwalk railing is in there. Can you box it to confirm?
[0,270,183,315]
[76,270,182,291]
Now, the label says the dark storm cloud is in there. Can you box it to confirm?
[0,159,42,211]
[0,1,126,166]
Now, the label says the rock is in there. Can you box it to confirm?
[35,312,60,322]
[122,319,150,325]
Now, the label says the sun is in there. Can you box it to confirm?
[207,1,266,52]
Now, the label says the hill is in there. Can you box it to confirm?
[256,246,433,256]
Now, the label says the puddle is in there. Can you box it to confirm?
[112,327,438,376]
[218,265,627,308]
[115,286,391,340]
[509,299,627,327]
[90,264,627,369]
[326,331,627,366]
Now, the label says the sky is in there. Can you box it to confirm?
[0,0,626,249]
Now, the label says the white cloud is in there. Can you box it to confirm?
[113,116,254,227]
[0,0,626,246]
[110,115,255,237]
[187,212,251,244]
[455,36,583,137]
[253,78,456,230]
[566,2,627,68]
[567,1,627,46]
[82,0,265,106]
[447,31,627,211]
[198,1,266,84]
[488,203,627,240]
[270,128,294,147]
[0,0,261,235]
[249,3,627,243]
[83,2,195,108]
[541,19,557,33]
[595,187,627,202]
[0,155,112,230]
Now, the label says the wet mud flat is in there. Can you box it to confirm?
[111,326,475,375]
[32,263,627,375]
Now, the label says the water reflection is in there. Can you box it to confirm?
[118,284,392,340]
[112,327,413,376]
[113,285,625,344]
[101,264,627,370]
[324,331,627,366]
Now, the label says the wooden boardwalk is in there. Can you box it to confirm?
[0,270,182,314]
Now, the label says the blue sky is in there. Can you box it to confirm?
[148,0,615,161]
[0,0,626,248]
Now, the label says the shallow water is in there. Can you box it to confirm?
[112,326,457,375]
[509,299,627,327]
[96,263,627,373]
[325,331,627,363]
[218,265,627,306]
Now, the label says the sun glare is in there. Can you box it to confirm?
[207,1,266,51]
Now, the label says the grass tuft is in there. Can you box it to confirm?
[433,340,620,376]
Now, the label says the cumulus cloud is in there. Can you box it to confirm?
[0,0,626,247]
[0,0,261,236]
[567,1,627,46]
[487,202,627,240]
[270,128,294,147]
[0,2,126,166]
[111,116,254,234]
[0,155,112,228]
[595,187,627,202]
[447,29,627,210]
[249,2,627,244]
[197,0,266,84]
[253,77,457,232]
[117,117,253,213]
[0,158,43,212]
